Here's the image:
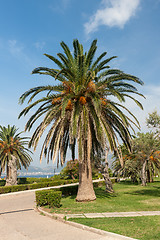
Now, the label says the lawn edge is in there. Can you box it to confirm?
[36,206,137,240]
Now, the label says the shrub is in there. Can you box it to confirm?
[28,182,48,190]
[0,186,12,194]
[60,185,78,196]
[0,180,6,186]
[11,185,28,192]
[17,178,27,185]
[60,159,79,179]
[35,190,62,208]
[0,179,79,195]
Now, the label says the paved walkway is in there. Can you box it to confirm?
[65,211,160,219]
[0,191,107,240]
[1,180,156,240]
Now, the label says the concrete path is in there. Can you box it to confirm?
[0,191,107,240]
[65,210,160,219]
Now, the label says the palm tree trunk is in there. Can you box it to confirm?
[76,124,96,202]
[141,160,147,186]
[103,148,114,193]
[147,169,150,183]
[5,156,17,186]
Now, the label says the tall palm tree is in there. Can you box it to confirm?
[0,125,32,185]
[19,39,144,201]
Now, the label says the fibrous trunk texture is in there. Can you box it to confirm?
[5,156,17,186]
[76,127,96,202]
[103,148,114,193]
[141,160,147,186]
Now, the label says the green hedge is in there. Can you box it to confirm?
[0,179,78,194]
[0,180,6,186]
[35,190,62,208]
[0,178,115,195]
[59,185,78,196]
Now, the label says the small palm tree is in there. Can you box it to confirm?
[0,125,32,185]
[19,39,144,201]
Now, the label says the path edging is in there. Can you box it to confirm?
[36,207,137,240]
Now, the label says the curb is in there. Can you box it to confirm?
[36,207,138,240]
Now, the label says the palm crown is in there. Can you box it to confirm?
[19,39,144,167]
[0,125,32,172]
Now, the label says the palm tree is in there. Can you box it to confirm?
[19,39,144,201]
[113,132,160,185]
[0,125,32,185]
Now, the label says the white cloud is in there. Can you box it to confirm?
[34,41,45,50]
[8,40,24,55]
[84,0,140,34]
[49,0,71,13]
[122,84,160,133]
[7,39,35,70]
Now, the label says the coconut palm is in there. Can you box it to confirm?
[0,125,32,185]
[19,39,144,201]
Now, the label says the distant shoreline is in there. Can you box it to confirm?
[1,173,60,179]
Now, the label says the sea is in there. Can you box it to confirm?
[1,173,59,179]
[19,174,55,178]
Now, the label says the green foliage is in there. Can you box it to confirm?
[60,159,79,179]
[60,185,78,196]
[0,184,28,194]
[35,190,62,208]
[60,159,100,180]
[0,180,5,186]
[17,177,27,184]
[113,131,160,183]
[146,110,160,129]
[19,39,144,168]
[0,125,32,176]
[0,179,78,194]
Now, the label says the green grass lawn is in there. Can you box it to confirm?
[70,216,160,240]
[50,180,160,214]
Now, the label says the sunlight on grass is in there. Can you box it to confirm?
[50,180,160,214]
[70,216,160,240]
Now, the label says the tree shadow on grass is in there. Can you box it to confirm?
[125,187,160,197]
[62,188,117,199]
[117,180,139,186]
[95,188,117,199]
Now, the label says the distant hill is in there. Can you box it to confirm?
[18,164,67,174]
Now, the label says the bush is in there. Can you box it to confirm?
[0,186,12,194]
[60,185,78,196]
[60,159,79,179]
[0,180,6,186]
[35,190,62,208]
[25,177,54,184]
[0,179,79,194]
[28,182,48,190]
[17,178,27,185]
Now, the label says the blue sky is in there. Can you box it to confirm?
[0,0,160,167]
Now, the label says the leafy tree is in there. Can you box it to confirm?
[60,159,100,180]
[113,132,160,185]
[147,110,160,129]
[0,125,32,185]
[60,159,79,179]
[19,39,143,201]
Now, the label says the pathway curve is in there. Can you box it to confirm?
[0,191,105,240]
